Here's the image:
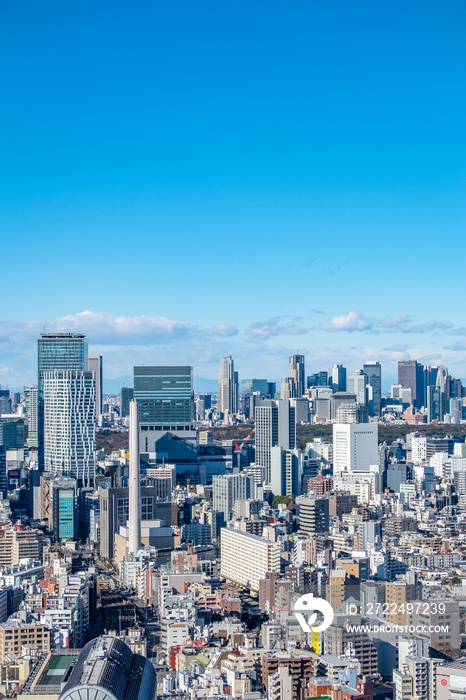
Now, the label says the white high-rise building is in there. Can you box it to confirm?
[255,400,296,484]
[270,446,301,497]
[333,422,378,475]
[213,473,253,521]
[43,370,96,486]
[218,356,238,417]
[348,370,368,405]
[24,385,38,448]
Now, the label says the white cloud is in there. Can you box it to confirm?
[0,311,190,346]
[321,312,454,335]
[247,317,309,339]
[211,324,239,337]
[321,311,372,332]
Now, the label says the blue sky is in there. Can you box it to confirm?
[1,1,465,389]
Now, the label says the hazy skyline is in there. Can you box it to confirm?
[1,1,465,387]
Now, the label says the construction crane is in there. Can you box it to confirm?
[234,427,255,453]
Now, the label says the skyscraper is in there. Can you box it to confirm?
[255,400,296,484]
[213,472,253,521]
[134,365,195,456]
[328,364,347,392]
[348,369,368,405]
[270,447,300,497]
[363,361,381,417]
[398,359,424,409]
[120,386,134,418]
[43,369,96,486]
[37,333,87,467]
[333,423,378,475]
[24,385,38,448]
[288,354,305,397]
[218,356,238,417]
[88,354,103,417]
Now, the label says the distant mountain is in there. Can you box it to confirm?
[103,374,217,396]
[103,375,132,395]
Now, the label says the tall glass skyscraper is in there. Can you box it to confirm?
[134,366,195,457]
[363,361,382,417]
[134,366,193,426]
[37,333,87,467]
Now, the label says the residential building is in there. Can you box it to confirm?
[24,385,38,448]
[220,528,280,592]
[43,369,96,486]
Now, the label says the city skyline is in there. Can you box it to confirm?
[2,312,466,391]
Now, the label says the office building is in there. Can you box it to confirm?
[307,371,328,388]
[49,477,77,541]
[255,400,296,484]
[59,635,155,700]
[328,364,347,392]
[24,385,38,448]
[427,385,442,422]
[43,370,96,486]
[270,447,300,497]
[220,528,280,592]
[289,354,305,397]
[280,377,294,400]
[363,361,381,416]
[398,359,424,409]
[218,356,238,417]
[38,333,87,468]
[242,379,268,396]
[347,370,368,405]
[134,366,195,456]
[120,386,134,419]
[333,423,378,475]
[296,495,329,534]
[99,487,173,559]
[213,473,253,521]
[88,354,103,417]
[0,417,25,450]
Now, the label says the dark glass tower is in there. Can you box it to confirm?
[363,361,382,417]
